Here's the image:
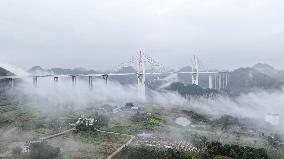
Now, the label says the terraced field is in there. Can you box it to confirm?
[0,105,17,112]
[0,94,34,129]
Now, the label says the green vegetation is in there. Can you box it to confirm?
[184,132,283,159]
[130,112,165,127]
[166,82,218,97]
[213,155,233,159]
[5,142,60,159]
[265,133,284,159]
[264,145,284,159]
[114,145,201,159]
[203,141,269,159]
[102,112,167,135]
[186,134,208,149]
[1,93,283,159]
[211,115,240,130]
[101,125,144,135]
[75,130,130,145]
[76,114,110,131]
[182,110,210,123]
[29,142,60,159]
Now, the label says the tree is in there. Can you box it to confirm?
[166,82,218,97]
[204,141,269,159]
[12,146,22,155]
[29,141,60,159]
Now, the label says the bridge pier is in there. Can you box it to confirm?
[209,75,213,89]
[221,74,224,89]
[33,76,38,88]
[54,77,59,82]
[223,73,227,88]
[102,74,109,85]
[8,78,14,89]
[225,73,229,88]
[88,76,93,89]
[71,76,76,86]
[137,73,146,99]
[54,77,59,87]
[214,74,217,89]
[219,74,222,89]
[211,72,230,90]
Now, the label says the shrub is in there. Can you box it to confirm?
[187,134,208,149]
[29,141,60,159]
[12,146,22,155]
[182,110,209,123]
[204,141,269,159]
[94,114,110,128]
[211,115,240,130]
[114,146,200,159]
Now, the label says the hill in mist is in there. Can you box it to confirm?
[252,63,278,76]
[228,67,282,95]
[29,66,45,72]
[112,66,137,85]
[116,66,137,73]
[0,67,14,91]
[50,67,99,75]
[0,67,14,76]
[178,66,192,72]
[28,66,100,75]
[274,70,284,82]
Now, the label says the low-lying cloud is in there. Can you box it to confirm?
[2,63,283,130]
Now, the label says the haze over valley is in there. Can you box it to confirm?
[1,0,284,159]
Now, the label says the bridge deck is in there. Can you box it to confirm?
[0,71,221,80]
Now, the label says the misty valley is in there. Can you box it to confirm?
[0,59,283,159]
[2,0,284,158]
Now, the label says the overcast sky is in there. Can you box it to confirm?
[0,0,284,71]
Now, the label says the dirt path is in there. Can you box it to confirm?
[106,135,135,159]
[42,128,135,159]
[40,128,76,140]
[0,127,134,159]
[94,129,135,159]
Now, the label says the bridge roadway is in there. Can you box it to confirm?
[0,71,218,80]
[0,71,228,92]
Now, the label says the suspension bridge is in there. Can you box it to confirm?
[0,51,230,97]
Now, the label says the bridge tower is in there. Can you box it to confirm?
[137,51,146,98]
[208,75,213,89]
[192,55,199,85]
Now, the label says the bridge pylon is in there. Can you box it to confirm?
[137,51,146,99]
[192,55,199,85]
